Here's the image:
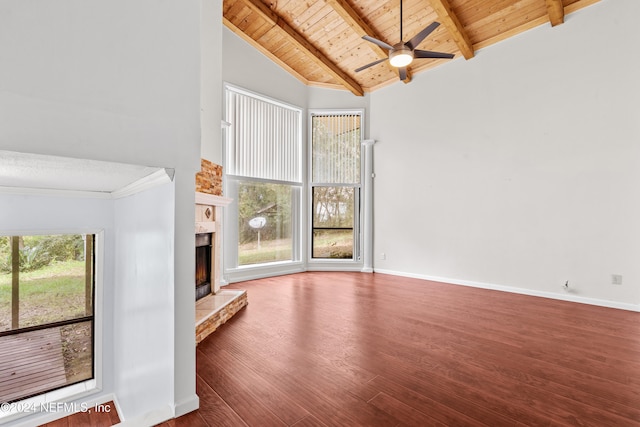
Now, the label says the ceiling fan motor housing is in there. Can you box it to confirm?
[389,43,414,68]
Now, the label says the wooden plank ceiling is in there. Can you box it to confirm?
[223,0,600,96]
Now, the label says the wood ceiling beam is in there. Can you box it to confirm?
[427,0,474,60]
[325,0,412,83]
[545,0,565,26]
[237,0,365,96]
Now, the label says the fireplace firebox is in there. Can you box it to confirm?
[195,232,212,301]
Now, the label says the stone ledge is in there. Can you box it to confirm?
[196,291,248,344]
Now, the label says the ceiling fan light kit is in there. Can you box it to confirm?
[389,45,414,67]
[356,0,454,81]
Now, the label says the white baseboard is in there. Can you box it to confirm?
[103,394,198,426]
[374,268,640,312]
[113,403,174,427]
[173,394,200,418]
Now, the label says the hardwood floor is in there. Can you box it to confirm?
[164,272,640,426]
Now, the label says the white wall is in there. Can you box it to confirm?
[371,0,640,308]
[307,86,370,111]
[201,0,223,165]
[113,183,175,424]
[0,0,201,170]
[0,193,115,427]
[0,0,202,423]
[222,27,308,109]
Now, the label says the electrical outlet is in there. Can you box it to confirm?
[380,252,386,260]
[612,274,623,285]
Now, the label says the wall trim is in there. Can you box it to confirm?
[0,169,174,200]
[111,168,174,199]
[374,268,640,313]
[173,394,200,418]
[0,185,113,199]
[114,403,173,427]
[226,263,305,283]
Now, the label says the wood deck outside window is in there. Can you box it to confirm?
[0,234,95,406]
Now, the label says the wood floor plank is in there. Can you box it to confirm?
[353,316,640,424]
[39,417,69,427]
[368,392,447,427]
[58,271,640,426]
[290,414,329,427]
[358,349,555,426]
[209,272,640,427]
[368,375,517,427]
[158,410,209,427]
[199,338,399,426]
[198,347,309,425]
[195,370,250,426]
[195,348,288,426]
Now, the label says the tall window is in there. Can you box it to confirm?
[0,234,94,403]
[310,112,362,260]
[225,85,302,270]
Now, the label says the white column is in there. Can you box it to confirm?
[361,139,375,273]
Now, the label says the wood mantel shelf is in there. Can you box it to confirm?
[195,192,232,207]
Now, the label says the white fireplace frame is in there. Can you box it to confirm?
[195,192,232,293]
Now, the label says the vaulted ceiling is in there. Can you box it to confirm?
[223,0,600,95]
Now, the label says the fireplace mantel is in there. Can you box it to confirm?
[195,192,232,207]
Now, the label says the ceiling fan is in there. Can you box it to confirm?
[355,0,455,81]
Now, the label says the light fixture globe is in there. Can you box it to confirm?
[389,45,414,68]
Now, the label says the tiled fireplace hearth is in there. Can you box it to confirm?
[196,289,247,344]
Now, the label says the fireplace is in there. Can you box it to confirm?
[195,232,212,301]
[194,187,245,342]
[195,192,232,299]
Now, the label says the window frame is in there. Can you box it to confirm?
[223,84,305,282]
[307,109,365,270]
[0,229,104,423]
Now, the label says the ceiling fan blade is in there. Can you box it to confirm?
[362,35,393,51]
[414,49,455,59]
[399,67,408,81]
[405,22,440,50]
[355,58,389,73]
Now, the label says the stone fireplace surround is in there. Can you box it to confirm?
[194,159,247,343]
[194,190,247,343]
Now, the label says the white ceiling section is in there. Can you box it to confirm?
[0,150,173,198]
